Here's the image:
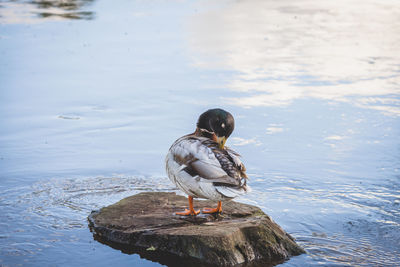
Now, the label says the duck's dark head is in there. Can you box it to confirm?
[195,108,234,149]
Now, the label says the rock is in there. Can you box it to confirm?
[88,192,305,266]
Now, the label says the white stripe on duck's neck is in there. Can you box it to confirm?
[199,128,214,135]
[195,127,217,142]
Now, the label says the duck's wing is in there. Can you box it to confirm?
[169,136,247,188]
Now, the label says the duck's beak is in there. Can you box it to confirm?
[216,136,227,149]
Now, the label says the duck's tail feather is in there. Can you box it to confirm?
[215,184,251,198]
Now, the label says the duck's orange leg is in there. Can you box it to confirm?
[176,196,200,216]
[202,201,222,214]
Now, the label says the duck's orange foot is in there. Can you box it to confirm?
[202,201,222,214]
[202,207,222,214]
[176,209,200,216]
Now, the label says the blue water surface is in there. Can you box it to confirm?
[1,0,399,266]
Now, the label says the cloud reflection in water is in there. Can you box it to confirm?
[188,0,400,115]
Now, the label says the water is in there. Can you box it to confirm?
[0,0,399,266]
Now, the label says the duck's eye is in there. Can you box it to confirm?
[221,123,225,128]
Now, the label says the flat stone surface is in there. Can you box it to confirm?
[88,192,305,266]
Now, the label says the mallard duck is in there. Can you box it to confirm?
[166,108,250,216]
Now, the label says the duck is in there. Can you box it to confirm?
[166,108,250,216]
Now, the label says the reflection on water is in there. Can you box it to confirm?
[0,0,95,23]
[188,0,400,115]
[0,0,399,266]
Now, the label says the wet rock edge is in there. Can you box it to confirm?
[88,192,305,266]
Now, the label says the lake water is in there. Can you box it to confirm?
[0,0,399,266]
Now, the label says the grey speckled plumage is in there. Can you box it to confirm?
[166,135,250,201]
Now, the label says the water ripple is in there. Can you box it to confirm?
[246,172,400,266]
[0,175,173,261]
